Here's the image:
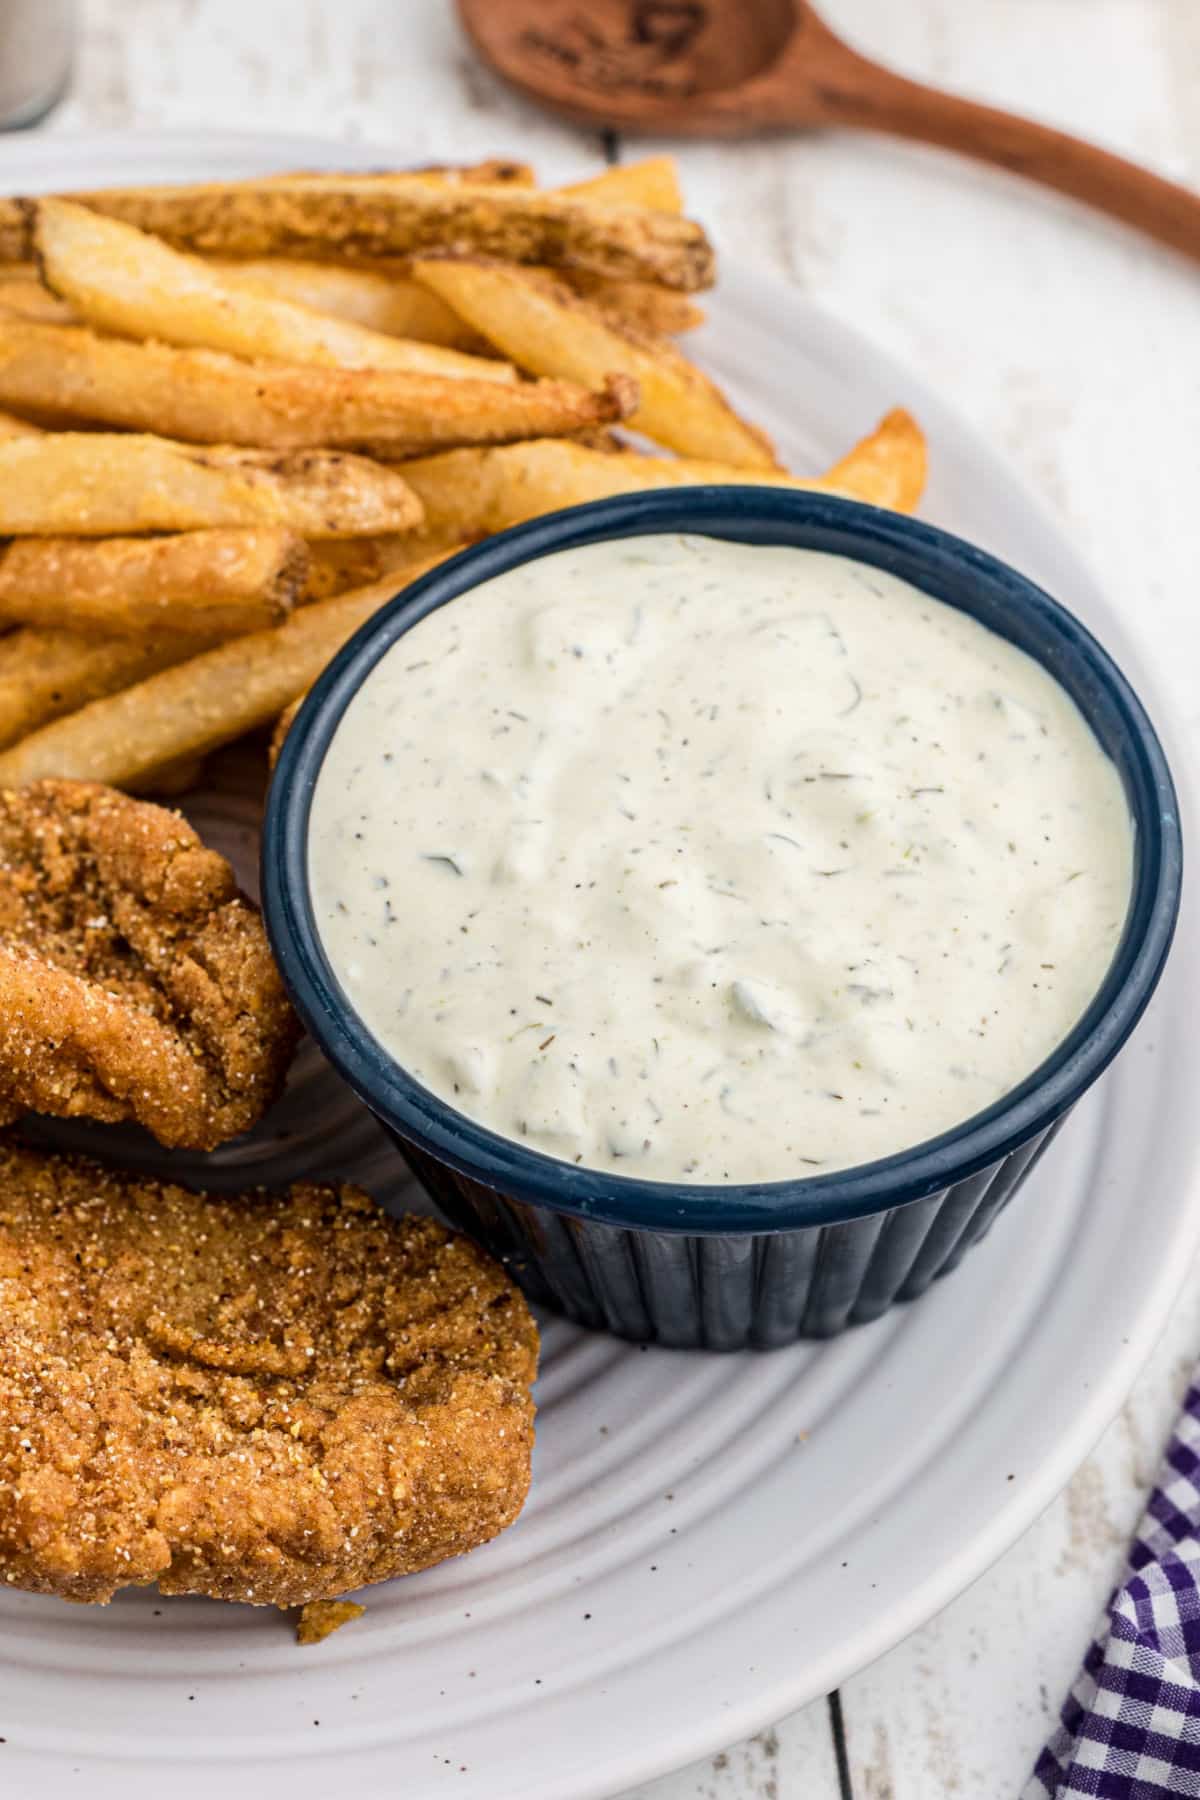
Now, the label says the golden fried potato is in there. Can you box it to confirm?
[0,431,421,536]
[399,409,927,535]
[558,269,703,335]
[0,271,78,324]
[411,256,774,467]
[303,532,446,600]
[0,627,215,752]
[269,691,306,769]
[557,158,684,213]
[263,158,536,189]
[0,315,634,453]
[0,407,41,438]
[820,409,930,513]
[35,199,515,382]
[208,256,487,348]
[0,549,463,787]
[0,528,308,636]
[204,446,423,536]
[3,181,714,288]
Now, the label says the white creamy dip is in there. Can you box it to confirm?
[309,534,1134,1185]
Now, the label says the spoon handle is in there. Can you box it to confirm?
[813,56,1200,264]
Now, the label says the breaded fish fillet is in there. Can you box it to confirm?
[0,1139,538,1606]
[0,779,298,1148]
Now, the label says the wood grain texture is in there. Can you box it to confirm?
[46,3,1200,1796]
[459,0,1200,266]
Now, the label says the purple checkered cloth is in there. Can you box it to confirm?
[1027,1378,1200,1797]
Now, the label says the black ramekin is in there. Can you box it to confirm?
[262,491,1182,1349]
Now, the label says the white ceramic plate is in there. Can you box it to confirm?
[2,131,1197,1800]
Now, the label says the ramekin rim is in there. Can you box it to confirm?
[262,488,1182,1234]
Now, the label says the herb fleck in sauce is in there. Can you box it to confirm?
[310,535,1134,1184]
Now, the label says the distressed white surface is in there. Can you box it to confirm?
[46,2,1200,1794]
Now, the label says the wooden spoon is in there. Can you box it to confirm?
[458,0,1200,264]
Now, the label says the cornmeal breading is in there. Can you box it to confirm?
[0,779,298,1148]
[296,1598,366,1644]
[0,1140,538,1607]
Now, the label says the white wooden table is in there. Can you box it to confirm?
[44,2,1200,1792]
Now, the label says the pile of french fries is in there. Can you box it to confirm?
[0,155,927,791]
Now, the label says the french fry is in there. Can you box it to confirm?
[410,160,535,186]
[304,537,389,600]
[411,257,774,467]
[0,408,40,438]
[0,271,77,324]
[400,410,927,535]
[0,433,284,534]
[559,270,703,336]
[0,138,936,808]
[303,531,449,600]
[203,446,423,537]
[0,527,309,636]
[0,549,462,787]
[820,410,929,513]
[0,315,635,452]
[271,257,702,341]
[34,199,515,382]
[0,432,421,536]
[565,427,627,452]
[263,160,536,188]
[0,626,216,751]
[208,256,486,349]
[3,182,715,289]
[269,692,306,768]
[556,158,684,213]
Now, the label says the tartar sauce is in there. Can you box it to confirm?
[309,534,1133,1185]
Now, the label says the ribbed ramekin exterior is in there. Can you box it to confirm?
[264,491,1181,1354]
[393,1117,1065,1348]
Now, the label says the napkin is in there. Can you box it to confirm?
[1028,1377,1200,1797]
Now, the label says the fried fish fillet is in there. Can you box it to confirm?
[0,780,298,1148]
[0,1139,538,1606]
